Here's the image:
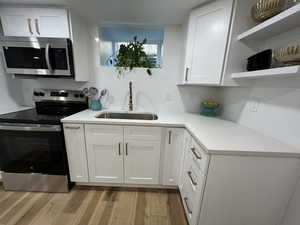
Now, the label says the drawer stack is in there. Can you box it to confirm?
[180,134,209,225]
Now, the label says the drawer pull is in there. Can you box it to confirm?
[184,197,192,214]
[168,130,172,144]
[35,18,40,35]
[27,18,33,35]
[188,171,197,186]
[190,147,202,160]
[185,68,189,82]
[118,142,121,155]
[125,143,128,156]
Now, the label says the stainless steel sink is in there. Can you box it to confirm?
[96,112,158,120]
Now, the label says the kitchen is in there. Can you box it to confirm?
[0,0,300,225]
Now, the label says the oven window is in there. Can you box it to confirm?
[0,130,67,175]
[3,47,47,69]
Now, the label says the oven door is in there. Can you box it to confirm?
[1,38,73,77]
[0,123,68,176]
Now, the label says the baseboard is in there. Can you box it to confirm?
[76,182,178,190]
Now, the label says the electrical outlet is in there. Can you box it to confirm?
[250,98,260,112]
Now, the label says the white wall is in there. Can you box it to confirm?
[19,25,219,113]
[89,25,220,113]
[220,80,300,149]
[0,59,25,114]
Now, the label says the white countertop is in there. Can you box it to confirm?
[62,110,300,157]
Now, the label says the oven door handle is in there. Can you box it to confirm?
[0,123,61,132]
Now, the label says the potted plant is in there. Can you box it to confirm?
[114,36,154,76]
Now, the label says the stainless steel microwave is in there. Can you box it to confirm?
[0,37,74,77]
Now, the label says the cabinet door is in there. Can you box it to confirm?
[85,125,124,183]
[35,8,70,38]
[0,8,35,37]
[124,126,162,185]
[179,130,192,189]
[63,124,89,182]
[162,128,184,186]
[184,0,233,84]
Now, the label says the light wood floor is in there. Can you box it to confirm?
[0,185,188,225]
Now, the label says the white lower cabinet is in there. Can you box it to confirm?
[64,123,300,225]
[179,133,300,225]
[124,126,162,185]
[85,125,124,183]
[124,141,161,184]
[84,125,162,185]
[63,124,89,182]
[179,130,192,189]
[162,128,185,186]
[180,132,208,225]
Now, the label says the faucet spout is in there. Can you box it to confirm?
[129,81,133,111]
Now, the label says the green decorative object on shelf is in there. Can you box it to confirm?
[115,36,154,76]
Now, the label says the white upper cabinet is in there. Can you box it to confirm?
[34,9,70,38]
[183,0,233,85]
[85,125,124,184]
[162,128,184,186]
[0,7,70,38]
[63,124,89,182]
[0,8,34,37]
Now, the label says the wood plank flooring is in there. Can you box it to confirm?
[0,185,188,225]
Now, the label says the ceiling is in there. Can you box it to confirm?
[0,0,209,25]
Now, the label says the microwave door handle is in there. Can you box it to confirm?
[45,43,54,72]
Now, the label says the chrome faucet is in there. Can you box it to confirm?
[129,81,133,111]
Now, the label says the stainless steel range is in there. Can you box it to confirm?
[0,89,87,192]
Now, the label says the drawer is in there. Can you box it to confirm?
[188,138,209,174]
[124,126,162,141]
[181,167,204,225]
[85,124,123,142]
[184,160,205,195]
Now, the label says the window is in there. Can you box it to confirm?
[99,26,164,68]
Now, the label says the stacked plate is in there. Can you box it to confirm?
[274,45,300,66]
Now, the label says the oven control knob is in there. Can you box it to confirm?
[34,91,40,96]
[79,94,84,98]
[39,92,45,96]
[74,94,79,98]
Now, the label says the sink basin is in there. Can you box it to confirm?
[96,112,158,120]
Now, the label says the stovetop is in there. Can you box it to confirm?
[0,109,67,125]
[0,89,88,125]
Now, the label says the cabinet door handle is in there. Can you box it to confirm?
[27,18,33,35]
[125,143,128,156]
[65,126,80,130]
[185,67,189,82]
[35,19,40,35]
[168,130,172,144]
[190,147,202,160]
[184,197,192,214]
[188,171,197,186]
[118,142,121,155]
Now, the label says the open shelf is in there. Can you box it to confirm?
[232,66,300,79]
[177,83,221,87]
[238,4,300,41]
